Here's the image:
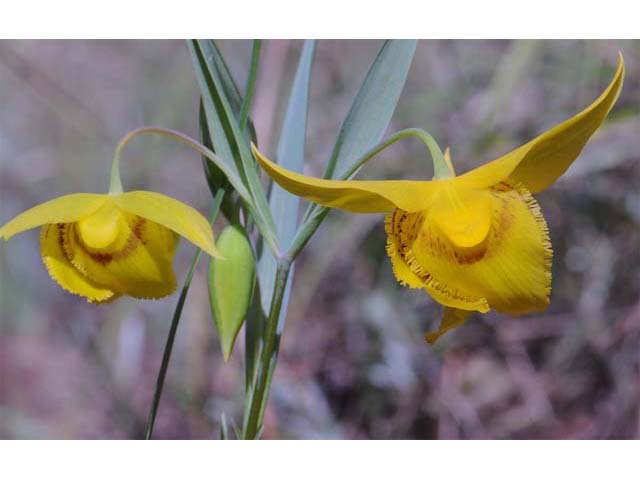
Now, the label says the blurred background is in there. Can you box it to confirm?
[0,39,638,439]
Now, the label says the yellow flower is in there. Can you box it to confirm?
[252,54,624,343]
[0,190,219,303]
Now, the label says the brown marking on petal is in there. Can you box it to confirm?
[58,224,75,264]
[115,217,145,259]
[385,208,488,308]
[454,248,487,265]
[132,217,146,242]
[390,208,490,306]
[70,217,146,265]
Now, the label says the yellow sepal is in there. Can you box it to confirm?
[425,307,472,344]
[112,191,220,258]
[456,53,624,193]
[252,144,438,213]
[0,193,107,240]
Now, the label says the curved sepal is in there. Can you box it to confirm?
[0,193,107,240]
[253,144,437,213]
[456,53,625,193]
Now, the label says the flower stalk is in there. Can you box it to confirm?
[243,256,292,439]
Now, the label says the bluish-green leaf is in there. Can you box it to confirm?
[293,40,417,250]
[194,40,272,222]
[198,40,257,201]
[189,41,249,199]
[247,40,315,435]
[324,40,417,180]
[203,40,258,143]
[189,40,278,252]
[257,40,316,315]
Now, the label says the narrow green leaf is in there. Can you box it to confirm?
[200,100,230,194]
[243,281,266,414]
[324,40,417,180]
[294,40,417,247]
[246,40,316,435]
[200,100,242,222]
[204,40,245,117]
[195,40,266,209]
[239,40,261,133]
[203,39,258,143]
[189,39,278,253]
[257,40,316,315]
[189,41,250,200]
[208,225,256,362]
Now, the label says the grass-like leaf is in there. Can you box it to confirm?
[257,40,316,314]
[189,40,278,253]
[324,39,417,180]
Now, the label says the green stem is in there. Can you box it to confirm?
[110,127,228,195]
[239,40,261,133]
[243,258,292,439]
[144,191,224,440]
[296,127,444,255]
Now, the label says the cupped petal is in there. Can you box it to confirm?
[60,214,178,300]
[385,208,491,313]
[425,307,471,344]
[0,193,107,240]
[411,181,552,315]
[253,144,437,213]
[112,191,219,258]
[385,212,431,289]
[456,53,625,193]
[40,224,117,303]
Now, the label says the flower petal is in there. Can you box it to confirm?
[456,53,624,193]
[60,214,178,299]
[40,224,117,303]
[410,181,552,315]
[0,193,107,240]
[253,144,437,213]
[385,208,490,313]
[112,191,219,258]
[425,307,471,344]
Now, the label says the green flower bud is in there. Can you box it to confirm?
[208,224,256,361]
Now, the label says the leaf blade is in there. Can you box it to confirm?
[257,40,316,314]
[189,39,278,252]
[324,39,417,179]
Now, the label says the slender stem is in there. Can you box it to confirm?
[109,126,279,256]
[239,40,261,132]
[243,258,291,439]
[144,191,224,440]
[108,150,124,194]
[111,127,233,195]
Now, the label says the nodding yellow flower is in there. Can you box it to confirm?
[252,54,624,343]
[0,191,220,303]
